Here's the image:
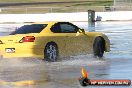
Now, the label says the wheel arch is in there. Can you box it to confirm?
[45,41,58,49]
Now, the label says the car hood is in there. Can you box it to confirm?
[85,32,104,36]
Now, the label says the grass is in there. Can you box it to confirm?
[0,0,113,13]
[0,0,113,6]
[73,1,113,6]
[0,0,113,3]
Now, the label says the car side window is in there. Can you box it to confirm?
[51,23,61,33]
[60,23,78,33]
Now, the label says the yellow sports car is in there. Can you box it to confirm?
[0,22,110,61]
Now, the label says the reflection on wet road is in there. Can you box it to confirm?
[0,22,132,88]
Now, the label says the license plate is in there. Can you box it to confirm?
[5,48,15,53]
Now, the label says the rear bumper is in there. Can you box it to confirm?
[0,43,44,59]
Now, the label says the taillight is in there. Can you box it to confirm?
[19,36,35,43]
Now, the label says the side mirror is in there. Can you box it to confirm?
[79,29,85,34]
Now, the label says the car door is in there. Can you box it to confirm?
[50,23,67,57]
[59,22,90,56]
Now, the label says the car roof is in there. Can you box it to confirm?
[33,21,71,25]
[33,21,57,24]
[31,21,71,33]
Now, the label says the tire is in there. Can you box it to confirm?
[44,42,58,62]
[93,37,105,58]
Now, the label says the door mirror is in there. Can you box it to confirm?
[79,29,85,34]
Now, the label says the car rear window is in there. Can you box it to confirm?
[10,24,47,35]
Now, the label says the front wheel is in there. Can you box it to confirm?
[93,37,105,58]
[44,42,58,62]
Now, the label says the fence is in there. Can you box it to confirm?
[114,0,132,6]
[0,6,132,14]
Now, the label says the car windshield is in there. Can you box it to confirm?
[10,24,47,35]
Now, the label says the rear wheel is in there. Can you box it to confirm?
[44,42,58,62]
[93,37,105,58]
